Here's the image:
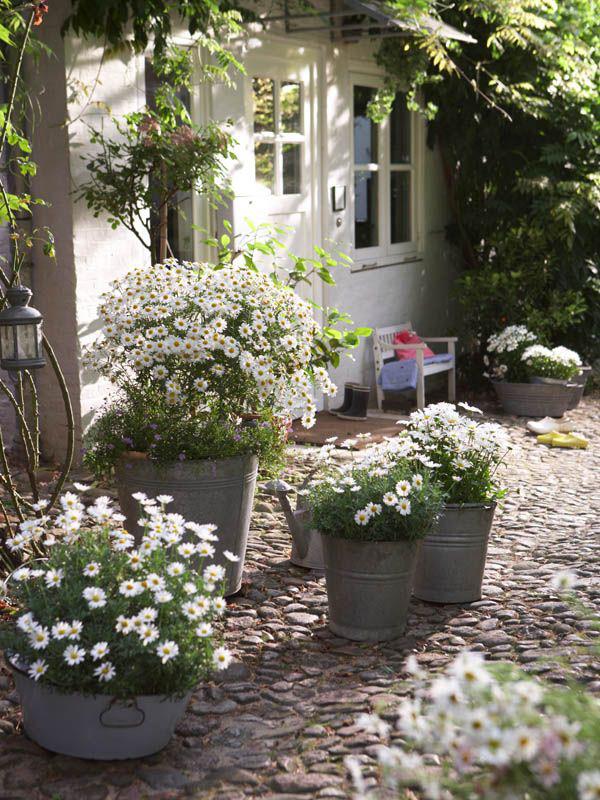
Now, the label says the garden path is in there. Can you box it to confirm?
[0,398,598,799]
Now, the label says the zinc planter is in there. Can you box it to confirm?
[12,665,191,760]
[492,380,573,417]
[322,536,419,641]
[413,503,496,604]
[116,453,258,596]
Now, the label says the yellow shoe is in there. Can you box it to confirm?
[552,433,589,449]
[537,432,588,449]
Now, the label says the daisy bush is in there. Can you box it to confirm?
[85,259,336,425]
[484,324,538,382]
[402,402,510,505]
[346,650,600,800]
[305,436,442,542]
[0,492,234,697]
[82,256,356,475]
[522,344,582,381]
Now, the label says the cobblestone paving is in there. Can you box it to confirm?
[0,399,598,800]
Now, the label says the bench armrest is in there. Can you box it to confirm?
[420,337,458,343]
[393,343,428,350]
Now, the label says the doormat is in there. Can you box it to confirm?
[290,411,404,449]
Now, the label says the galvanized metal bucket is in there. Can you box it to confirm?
[12,666,191,760]
[322,536,419,641]
[116,454,258,595]
[413,503,496,604]
[492,380,573,417]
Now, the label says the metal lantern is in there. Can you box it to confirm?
[0,285,45,370]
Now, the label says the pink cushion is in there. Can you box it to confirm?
[393,330,435,361]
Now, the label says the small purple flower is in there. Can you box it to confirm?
[122,436,134,446]
[107,443,115,450]
[149,423,158,430]
[178,452,186,461]
[154,434,162,441]
[233,433,241,441]
[125,462,133,470]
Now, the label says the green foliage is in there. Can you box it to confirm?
[76,48,234,262]
[373,0,600,372]
[84,396,288,479]
[308,463,442,543]
[65,0,246,68]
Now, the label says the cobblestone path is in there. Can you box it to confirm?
[0,399,598,800]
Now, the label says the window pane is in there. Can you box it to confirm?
[354,170,378,248]
[255,142,275,193]
[253,77,274,132]
[353,86,377,164]
[281,82,301,133]
[391,171,411,243]
[390,93,411,164]
[282,143,301,194]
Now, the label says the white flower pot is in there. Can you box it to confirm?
[12,664,191,760]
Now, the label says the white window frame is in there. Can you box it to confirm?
[350,73,423,269]
[251,75,305,197]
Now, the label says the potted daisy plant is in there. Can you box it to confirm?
[306,437,442,641]
[0,491,234,759]
[403,402,510,603]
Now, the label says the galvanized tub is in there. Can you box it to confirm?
[116,453,258,596]
[322,536,419,641]
[413,503,496,604]
[12,665,191,760]
[492,380,573,417]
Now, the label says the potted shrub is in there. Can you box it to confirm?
[0,491,234,760]
[306,439,442,641]
[404,402,509,604]
[486,325,580,417]
[83,250,364,595]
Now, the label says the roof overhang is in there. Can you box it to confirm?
[255,0,476,43]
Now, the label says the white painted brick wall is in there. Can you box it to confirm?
[28,0,150,463]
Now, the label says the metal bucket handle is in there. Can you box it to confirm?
[100,698,146,728]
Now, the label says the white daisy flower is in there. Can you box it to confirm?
[44,569,64,588]
[94,661,116,682]
[223,550,239,563]
[90,642,110,661]
[395,480,411,497]
[138,624,159,646]
[28,659,48,681]
[167,561,185,577]
[195,622,213,638]
[63,645,86,666]
[119,579,143,597]
[354,509,371,526]
[29,626,50,650]
[83,562,100,578]
[382,492,398,507]
[156,640,179,664]
[83,586,107,609]
[396,499,411,516]
[212,646,233,670]
[51,621,70,640]
[68,620,83,640]
[115,615,134,634]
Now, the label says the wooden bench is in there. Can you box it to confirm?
[373,322,457,410]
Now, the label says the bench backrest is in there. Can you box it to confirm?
[373,322,413,367]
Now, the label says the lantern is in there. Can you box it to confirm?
[0,285,45,370]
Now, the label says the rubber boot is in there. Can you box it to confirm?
[338,385,370,421]
[330,382,358,416]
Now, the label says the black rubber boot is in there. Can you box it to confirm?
[338,385,370,421]
[330,382,358,416]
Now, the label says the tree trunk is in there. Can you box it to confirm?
[158,163,168,263]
